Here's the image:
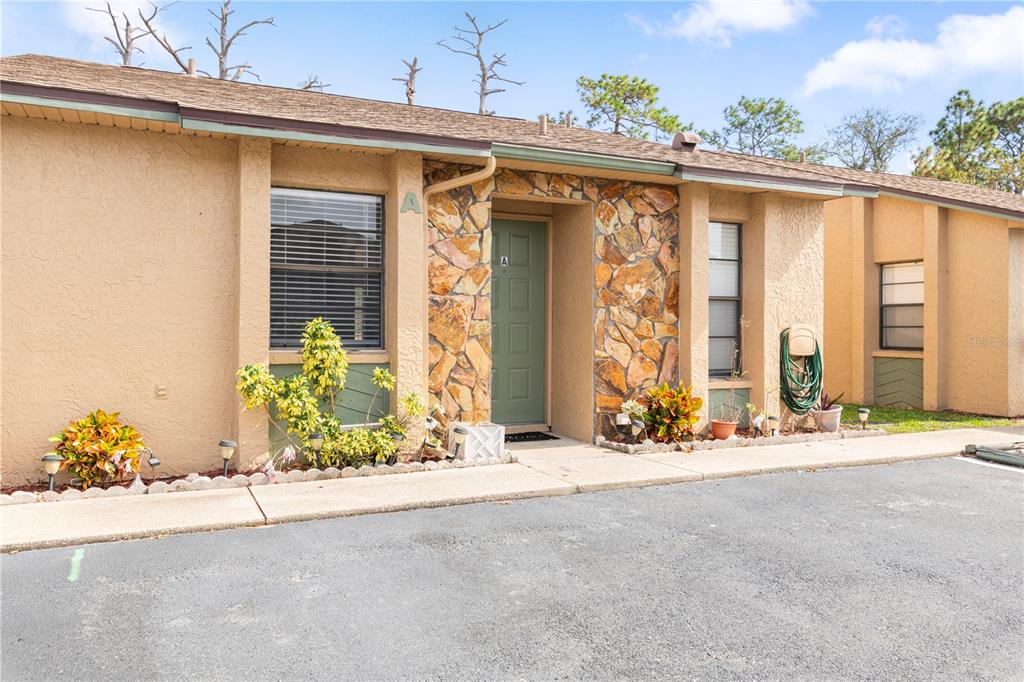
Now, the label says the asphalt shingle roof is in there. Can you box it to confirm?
[2,54,1021,219]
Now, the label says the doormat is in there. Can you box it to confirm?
[505,431,560,443]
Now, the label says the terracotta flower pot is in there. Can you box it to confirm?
[710,420,739,440]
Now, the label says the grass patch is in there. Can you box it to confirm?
[841,403,1024,435]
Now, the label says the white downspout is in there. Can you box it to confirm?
[423,156,497,199]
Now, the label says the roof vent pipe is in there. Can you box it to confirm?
[671,131,702,152]
[187,58,197,77]
[538,114,548,135]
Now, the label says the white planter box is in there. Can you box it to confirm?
[449,422,505,461]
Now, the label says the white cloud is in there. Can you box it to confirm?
[804,6,1024,95]
[60,0,187,68]
[629,0,812,47]
[864,14,904,39]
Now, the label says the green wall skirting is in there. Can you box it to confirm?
[708,388,751,428]
[268,362,387,452]
[873,357,923,409]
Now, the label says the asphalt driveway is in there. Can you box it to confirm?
[2,458,1021,680]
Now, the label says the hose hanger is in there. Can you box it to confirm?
[779,325,823,416]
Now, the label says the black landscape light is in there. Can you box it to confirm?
[41,454,63,491]
[858,408,870,430]
[219,440,238,477]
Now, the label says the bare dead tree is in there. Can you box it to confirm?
[137,3,196,74]
[438,13,523,115]
[299,75,330,92]
[205,0,275,81]
[87,1,168,66]
[392,57,422,105]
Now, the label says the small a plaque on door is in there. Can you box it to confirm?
[500,255,509,267]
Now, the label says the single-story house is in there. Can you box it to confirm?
[2,55,1021,484]
[822,178,1023,417]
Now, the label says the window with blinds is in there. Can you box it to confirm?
[880,261,924,350]
[709,222,742,377]
[270,188,384,349]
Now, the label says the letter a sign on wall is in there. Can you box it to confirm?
[400,192,422,214]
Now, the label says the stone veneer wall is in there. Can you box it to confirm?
[425,162,495,422]
[425,162,680,438]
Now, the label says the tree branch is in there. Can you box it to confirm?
[438,12,521,115]
[137,3,192,74]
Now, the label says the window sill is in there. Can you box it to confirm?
[708,378,753,390]
[873,349,923,359]
[269,350,390,365]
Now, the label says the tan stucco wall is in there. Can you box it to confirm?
[235,138,271,469]
[679,187,825,426]
[271,144,389,195]
[823,198,855,399]
[550,203,594,440]
[386,152,428,430]
[0,118,426,484]
[945,210,1010,415]
[1008,229,1024,417]
[677,184,710,420]
[872,196,924,263]
[1,117,239,484]
[824,195,1017,416]
[747,194,825,418]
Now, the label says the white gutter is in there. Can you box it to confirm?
[674,171,845,197]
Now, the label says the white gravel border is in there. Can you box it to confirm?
[0,453,517,505]
[596,428,888,455]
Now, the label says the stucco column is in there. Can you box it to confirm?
[386,152,428,422]
[748,194,825,421]
[1008,227,1024,417]
[850,197,877,403]
[743,195,769,411]
[678,183,709,422]
[235,137,271,468]
[923,205,948,410]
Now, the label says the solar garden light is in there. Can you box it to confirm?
[41,454,63,491]
[858,408,870,430]
[425,415,440,432]
[218,440,238,477]
[614,413,631,440]
[450,424,469,459]
[630,418,646,444]
[767,415,780,437]
[308,433,324,453]
[139,447,161,481]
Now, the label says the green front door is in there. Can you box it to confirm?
[491,219,547,425]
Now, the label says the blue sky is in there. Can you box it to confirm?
[3,1,1022,172]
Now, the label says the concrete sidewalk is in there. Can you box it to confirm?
[2,426,1020,552]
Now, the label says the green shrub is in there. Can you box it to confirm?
[236,317,422,469]
[47,409,146,489]
[642,383,703,442]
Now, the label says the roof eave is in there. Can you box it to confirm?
[675,166,846,198]
[0,81,493,158]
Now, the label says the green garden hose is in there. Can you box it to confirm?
[779,328,823,416]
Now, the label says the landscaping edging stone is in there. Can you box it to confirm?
[0,453,515,505]
[595,428,888,455]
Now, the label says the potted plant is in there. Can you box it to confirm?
[710,341,743,440]
[710,402,742,440]
[812,391,844,433]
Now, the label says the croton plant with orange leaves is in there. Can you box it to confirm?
[641,383,704,442]
[47,409,146,488]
